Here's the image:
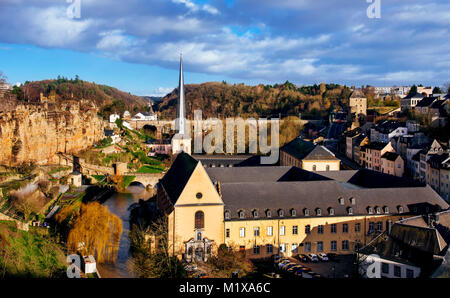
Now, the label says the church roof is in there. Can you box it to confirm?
[159,152,198,204]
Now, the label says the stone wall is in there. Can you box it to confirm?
[0,99,105,166]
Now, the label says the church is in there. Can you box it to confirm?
[156,56,449,263]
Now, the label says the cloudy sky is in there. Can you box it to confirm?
[0,0,449,96]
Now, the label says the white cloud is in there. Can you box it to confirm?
[172,0,220,15]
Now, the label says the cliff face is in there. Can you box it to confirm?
[0,98,104,166]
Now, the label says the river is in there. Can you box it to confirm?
[96,185,152,278]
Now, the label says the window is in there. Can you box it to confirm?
[338,197,345,205]
[368,207,373,214]
[347,207,353,215]
[280,226,286,236]
[326,165,330,171]
[328,208,335,216]
[292,225,298,235]
[196,192,203,199]
[195,211,204,229]
[305,242,311,252]
[398,206,404,213]
[292,243,298,253]
[238,210,245,219]
[355,223,361,232]
[381,262,390,274]
[384,206,389,214]
[266,210,272,218]
[368,222,374,233]
[224,211,231,220]
[342,240,349,250]
[331,224,337,233]
[394,265,401,277]
[304,208,310,216]
[317,241,323,252]
[343,224,348,233]
[318,225,324,234]
[331,241,337,251]
[252,210,258,218]
[253,245,260,255]
[278,209,284,217]
[266,244,273,254]
[316,208,322,216]
[239,227,245,238]
[226,228,230,238]
[349,197,356,205]
[376,221,383,232]
[279,244,286,253]
[406,269,414,278]
[305,225,310,234]
[290,209,296,217]
[196,232,202,241]
[313,165,317,171]
[375,206,381,214]
[254,227,260,237]
[265,226,273,237]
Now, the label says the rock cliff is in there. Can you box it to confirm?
[0,98,105,166]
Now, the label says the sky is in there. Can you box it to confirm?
[0,0,449,96]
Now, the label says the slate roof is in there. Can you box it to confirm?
[159,152,199,204]
[381,151,400,161]
[280,138,338,161]
[416,96,437,108]
[350,89,365,98]
[192,155,269,167]
[362,142,390,151]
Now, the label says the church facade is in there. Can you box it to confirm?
[156,152,449,262]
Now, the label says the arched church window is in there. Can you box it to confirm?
[195,211,204,229]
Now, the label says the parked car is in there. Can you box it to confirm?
[297,254,308,262]
[280,262,296,270]
[307,253,319,262]
[277,260,291,268]
[318,253,329,261]
[327,253,340,262]
[263,272,281,278]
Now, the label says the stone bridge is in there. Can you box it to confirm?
[124,172,164,188]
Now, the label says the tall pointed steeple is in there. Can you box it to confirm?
[176,53,186,135]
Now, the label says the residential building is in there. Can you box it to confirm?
[109,113,120,123]
[156,153,449,262]
[358,210,450,278]
[417,86,433,97]
[370,120,408,143]
[401,93,425,110]
[360,142,395,171]
[280,138,340,171]
[132,112,157,121]
[380,152,404,177]
[349,90,367,124]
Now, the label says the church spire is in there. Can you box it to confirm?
[176,53,186,135]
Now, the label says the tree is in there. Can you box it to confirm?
[0,70,6,83]
[204,244,254,278]
[67,202,122,263]
[408,85,418,97]
[10,191,45,221]
[433,87,442,94]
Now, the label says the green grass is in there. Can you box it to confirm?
[0,220,67,278]
[136,165,164,174]
[92,175,106,182]
[48,166,70,175]
[122,176,136,189]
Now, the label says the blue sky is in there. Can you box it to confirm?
[0,0,449,96]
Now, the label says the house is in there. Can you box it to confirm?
[156,153,449,262]
[415,96,438,115]
[123,110,131,120]
[69,171,82,187]
[280,138,340,171]
[109,113,120,123]
[146,138,172,156]
[132,112,157,121]
[370,120,408,143]
[104,129,121,144]
[358,210,450,278]
[427,153,450,202]
[344,128,362,161]
[401,93,425,110]
[380,152,404,177]
[353,134,369,165]
[417,86,433,97]
[428,99,448,128]
[122,121,132,130]
[360,142,395,171]
[349,90,367,124]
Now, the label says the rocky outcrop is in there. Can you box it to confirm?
[0,98,105,166]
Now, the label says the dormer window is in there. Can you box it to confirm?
[290,209,296,217]
[252,210,259,218]
[238,210,245,219]
[375,206,381,214]
[398,206,404,214]
[347,207,353,215]
[224,211,231,220]
[328,208,335,216]
[316,208,322,216]
[349,197,356,205]
[338,197,344,205]
[266,209,271,218]
[367,207,373,214]
[278,209,284,217]
[304,208,310,216]
[383,206,389,214]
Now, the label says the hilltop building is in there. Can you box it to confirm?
[156,153,449,262]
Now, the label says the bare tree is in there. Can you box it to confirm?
[0,70,6,83]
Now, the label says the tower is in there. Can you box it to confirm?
[172,54,192,155]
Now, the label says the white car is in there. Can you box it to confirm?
[318,253,329,261]
[308,253,319,262]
